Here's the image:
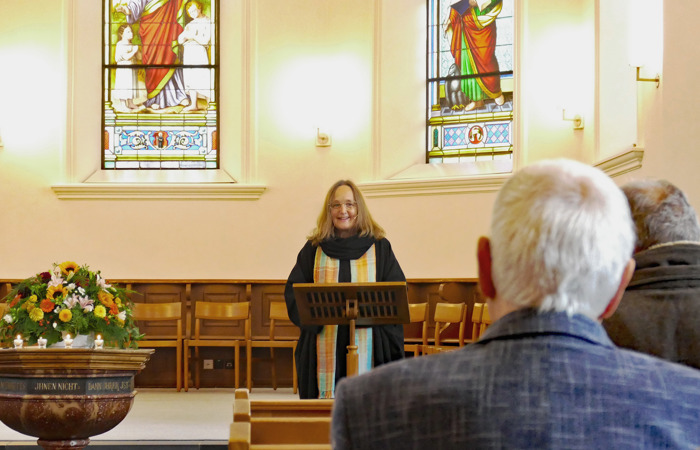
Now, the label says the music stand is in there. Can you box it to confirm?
[293,282,409,377]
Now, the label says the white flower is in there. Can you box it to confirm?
[48,272,64,288]
[96,275,111,290]
[78,296,95,310]
[3,314,12,324]
[77,286,86,295]
[116,311,127,322]
[67,283,76,291]
[53,322,58,328]
[64,295,80,309]
[83,304,94,313]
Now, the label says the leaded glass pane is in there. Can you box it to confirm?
[427,0,514,163]
[103,0,219,169]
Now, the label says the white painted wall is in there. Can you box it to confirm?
[0,0,694,281]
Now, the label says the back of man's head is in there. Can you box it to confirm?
[490,159,634,319]
[622,179,700,251]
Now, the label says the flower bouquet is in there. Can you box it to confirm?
[0,261,142,348]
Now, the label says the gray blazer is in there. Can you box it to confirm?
[332,309,700,450]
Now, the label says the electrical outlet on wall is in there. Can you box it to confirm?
[203,359,214,370]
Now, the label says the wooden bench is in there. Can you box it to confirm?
[230,389,332,450]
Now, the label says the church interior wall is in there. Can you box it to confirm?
[0,0,697,281]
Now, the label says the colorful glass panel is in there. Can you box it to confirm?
[427,0,514,163]
[103,0,219,169]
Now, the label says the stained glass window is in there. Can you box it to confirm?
[427,0,514,163]
[103,0,219,169]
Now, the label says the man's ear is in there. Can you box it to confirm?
[599,258,636,320]
[477,236,496,299]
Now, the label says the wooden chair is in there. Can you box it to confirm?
[185,301,251,391]
[249,302,298,394]
[422,302,467,353]
[403,302,428,356]
[230,388,331,450]
[479,303,492,337]
[132,301,184,391]
[470,302,484,341]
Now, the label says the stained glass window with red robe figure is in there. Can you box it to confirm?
[427,0,513,164]
[103,0,219,169]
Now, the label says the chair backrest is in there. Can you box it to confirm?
[132,302,183,340]
[194,301,250,340]
[433,302,467,346]
[479,303,491,336]
[408,302,429,346]
[268,302,291,340]
[471,302,484,340]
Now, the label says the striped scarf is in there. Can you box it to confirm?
[314,245,375,399]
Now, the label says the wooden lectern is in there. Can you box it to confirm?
[293,282,409,377]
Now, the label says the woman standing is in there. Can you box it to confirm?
[285,180,406,399]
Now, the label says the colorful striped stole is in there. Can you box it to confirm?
[314,245,376,399]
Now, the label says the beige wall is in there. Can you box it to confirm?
[0,0,695,281]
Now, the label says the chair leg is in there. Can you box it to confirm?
[235,344,240,389]
[195,347,201,390]
[184,342,189,392]
[246,342,252,391]
[270,348,277,390]
[176,341,182,392]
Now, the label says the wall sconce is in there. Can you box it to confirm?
[562,109,584,130]
[635,66,660,88]
[315,128,332,147]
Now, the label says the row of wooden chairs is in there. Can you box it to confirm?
[407,302,491,355]
[133,301,296,393]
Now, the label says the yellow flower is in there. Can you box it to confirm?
[94,305,107,318]
[59,261,79,276]
[29,308,44,322]
[98,290,115,306]
[58,309,72,322]
[47,285,68,301]
[28,295,37,303]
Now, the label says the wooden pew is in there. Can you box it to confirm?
[230,388,332,450]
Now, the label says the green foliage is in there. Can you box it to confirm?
[0,262,143,348]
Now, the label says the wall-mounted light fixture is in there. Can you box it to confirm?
[315,128,331,147]
[635,66,660,88]
[562,109,584,130]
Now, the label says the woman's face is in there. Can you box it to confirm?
[330,185,358,238]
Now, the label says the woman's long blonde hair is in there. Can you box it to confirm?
[308,180,385,245]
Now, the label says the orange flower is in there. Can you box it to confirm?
[9,295,21,308]
[109,304,120,316]
[40,299,55,313]
[98,290,115,307]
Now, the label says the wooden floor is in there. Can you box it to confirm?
[0,388,298,449]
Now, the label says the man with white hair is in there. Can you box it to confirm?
[331,159,700,449]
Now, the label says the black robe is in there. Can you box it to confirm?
[284,236,406,399]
